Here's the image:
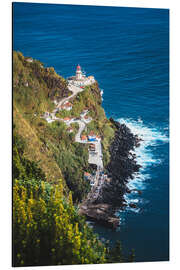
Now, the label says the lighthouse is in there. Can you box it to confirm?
[76,64,82,80]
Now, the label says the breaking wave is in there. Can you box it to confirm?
[117,118,169,212]
[100,89,104,101]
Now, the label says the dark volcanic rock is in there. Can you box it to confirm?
[129,203,137,209]
[79,118,142,228]
[79,203,119,229]
[95,118,141,207]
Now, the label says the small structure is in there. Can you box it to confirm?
[42,112,55,123]
[63,117,71,124]
[88,131,96,141]
[26,58,33,63]
[96,135,101,141]
[61,102,72,111]
[76,64,83,80]
[89,143,96,152]
[67,127,73,133]
[84,172,91,180]
[67,65,95,87]
[44,112,50,118]
[81,135,87,141]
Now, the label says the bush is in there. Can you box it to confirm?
[55,142,90,202]
[13,132,46,183]
[13,180,107,267]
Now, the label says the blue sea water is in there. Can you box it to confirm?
[13,3,169,262]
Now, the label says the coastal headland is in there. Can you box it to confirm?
[13,51,142,228]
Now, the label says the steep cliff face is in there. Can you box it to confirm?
[97,119,141,206]
[79,119,142,227]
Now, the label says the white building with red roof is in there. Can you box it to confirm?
[61,101,73,111]
[81,135,87,141]
[67,127,73,133]
[67,65,95,87]
[63,117,71,124]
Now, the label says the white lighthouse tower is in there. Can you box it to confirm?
[76,64,82,80]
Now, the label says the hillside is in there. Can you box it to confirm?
[13,51,136,266]
[13,51,115,202]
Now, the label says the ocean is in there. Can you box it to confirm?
[13,3,169,262]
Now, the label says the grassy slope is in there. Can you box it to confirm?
[13,51,70,183]
[13,104,63,182]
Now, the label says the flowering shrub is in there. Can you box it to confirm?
[13,180,106,266]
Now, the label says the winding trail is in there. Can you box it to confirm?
[50,81,108,215]
[51,82,103,171]
[49,81,117,226]
[74,120,86,143]
[58,84,84,108]
[51,83,84,119]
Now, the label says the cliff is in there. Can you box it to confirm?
[13,51,136,265]
[79,120,142,228]
[98,119,142,206]
[13,51,141,227]
[13,51,114,202]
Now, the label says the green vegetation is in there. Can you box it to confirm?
[13,130,46,183]
[13,51,92,198]
[13,180,107,267]
[13,51,70,116]
[73,84,115,166]
[13,131,130,266]
[13,104,63,182]
[56,109,72,118]
[13,49,116,198]
[13,176,131,266]
[13,51,133,266]
[13,50,114,198]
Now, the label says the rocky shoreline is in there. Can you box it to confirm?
[79,118,142,228]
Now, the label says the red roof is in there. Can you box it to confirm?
[81,135,87,140]
[65,102,72,107]
[76,64,81,71]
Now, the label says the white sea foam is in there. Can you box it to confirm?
[118,117,168,170]
[117,118,169,212]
